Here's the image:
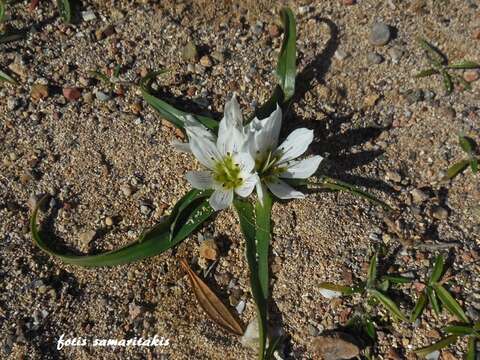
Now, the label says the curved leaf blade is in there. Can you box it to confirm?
[443,325,474,336]
[0,69,17,85]
[410,292,428,322]
[369,289,408,322]
[448,61,480,70]
[414,335,458,357]
[276,7,296,102]
[429,254,445,285]
[0,1,5,23]
[57,0,71,23]
[414,68,439,78]
[180,259,243,335]
[427,286,441,317]
[433,284,469,323]
[318,282,356,295]
[256,191,272,300]
[446,159,470,179]
[466,337,476,360]
[140,70,218,131]
[366,254,377,288]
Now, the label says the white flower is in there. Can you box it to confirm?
[245,105,323,202]
[181,96,257,211]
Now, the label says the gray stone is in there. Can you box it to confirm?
[369,22,391,46]
[95,91,111,101]
[389,46,404,63]
[411,189,429,203]
[311,333,360,360]
[81,10,97,22]
[432,206,449,220]
[367,52,383,64]
[182,41,198,62]
[335,49,350,61]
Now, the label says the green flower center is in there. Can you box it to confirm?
[213,155,243,189]
[255,151,285,177]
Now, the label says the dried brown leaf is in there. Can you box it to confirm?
[180,259,244,335]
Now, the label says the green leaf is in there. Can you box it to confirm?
[448,61,480,69]
[429,254,445,285]
[433,284,470,323]
[0,31,25,44]
[382,275,413,284]
[443,325,474,336]
[170,200,214,244]
[366,254,377,288]
[441,69,453,94]
[169,189,212,241]
[427,286,441,317]
[467,338,476,360]
[0,1,5,23]
[234,199,268,360]
[113,64,121,78]
[369,289,408,322]
[276,7,296,102]
[459,135,475,155]
[89,70,112,85]
[471,158,478,174]
[446,159,470,179]
[414,335,459,357]
[0,69,17,85]
[410,292,428,322]
[414,68,440,78]
[320,177,392,211]
[265,335,283,360]
[255,191,272,300]
[140,70,218,131]
[57,0,71,23]
[30,195,214,267]
[318,282,357,295]
[364,318,376,340]
[378,279,390,292]
[418,37,446,66]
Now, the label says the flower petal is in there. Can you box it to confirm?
[184,115,216,143]
[223,94,243,128]
[209,189,234,211]
[185,171,214,190]
[235,174,258,197]
[266,178,305,200]
[232,152,255,173]
[247,105,282,157]
[275,128,314,164]
[189,134,222,169]
[217,126,246,156]
[279,155,323,179]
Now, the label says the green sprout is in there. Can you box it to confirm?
[415,37,480,94]
[414,319,479,359]
[0,68,17,85]
[320,252,411,340]
[0,0,5,23]
[56,0,71,23]
[89,64,122,90]
[411,254,469,323]
[446,135,478,180]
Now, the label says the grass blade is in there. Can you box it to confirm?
[441,69,453,94]
[0,69,17,85]
[433,284,469,323]
[381,275,413,284]
[364,318,376,340]
[427,286,441,317]
[471,158,478,174]
[446,159,470,179]
[57,0,71,23]
[140,70,218,131]
[467,337,476,360]
[318,282,357,295]
[414,335,458,357]
[170,200,215,244]
[265,336,283,360]
[180,259,243,335]
[414,68,439,78]
[418,37,446,66]
[443,325,474,336]
[0,1,5,22]
[320,177,392,211]
[410,292,428,322]
[0,31,25,44]
[369,289,408,322]
[448,61,480,69]
[276,7,296,102]
[255,191,272,300]
[30,195,214,267]
[429,254,445,285]
[234,199,268,359]
[366,254,377,288]
[459,135,475,155]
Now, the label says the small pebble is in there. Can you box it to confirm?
[79,230,96,246]
[63,87,82,101]
[105,217,114,226]
[140,204,151,215]
[199,239,219,261]
[199,55,212,67]
[369,22,391,46]
[31,84,49,101]
[7,98,18,111]
[81,10,97,22]
[334,49,349,61]
[211,51,225,63]
[268,24,281,37]
[432,206,449,220]
[120,184,133,197]
[386,170,402,183]
[388,46,404,63]
[182,41,198,62]
[367,52,383,64]
[95,91,111,101]
[341,0,356,5]
[411,189,429,203]
[463,69,479,82]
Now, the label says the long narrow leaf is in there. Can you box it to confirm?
[458,135,475,155]
[443,325,474,336]
[434,284,469,323]
[381,275,413,284]
[366,254,377,288]
[414,68,439,78]
[265,336,283,360]
[30,195,214,267]
[369,289,408,322]
[180,259,243,335]
[448,61,480,69]
[429,254,445,285]
[0,31,25,44]
[140,70,218,131]
[57,0,71,23]
[466,337,476,360]
[410,292,428,322]
[364,319,376,340]
[418,37,446,66]
[427,286,441,317]
[255,191,272,300]
[276,7,296,102]
[318,282,357,295]
[414,335,459,357]
[0,1,5,22]
[441,69,453,94]
[471,158,478,174]
[446,159,470,179]
[0,69,17,85]
[234,199,268,360]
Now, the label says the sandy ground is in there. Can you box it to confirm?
[1,0,479,359]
